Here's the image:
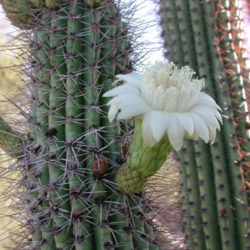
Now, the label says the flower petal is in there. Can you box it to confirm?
[149,111,168,142]
[176,113,194,136]
[108,105,119,122]
[191,104,221,130]
[189,113,210,143]
[103,84,140,97]
[107,94,141,106]
[167,115,185,151]
[196,92,221,111]
[116,73,143,88]
[142,113,157,147]
[117,101,150,120]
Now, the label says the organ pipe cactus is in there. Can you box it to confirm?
[0,0,161,249]
[159,0,249,249]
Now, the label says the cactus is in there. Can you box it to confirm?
[115,119,173,194]
[1,0,36,29]
[159,0,249,249]
[0,1,161,249]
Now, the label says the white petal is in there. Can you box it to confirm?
[210,127,217,144]
[149,111,168,142]
[103,84,140,97]
[142,113,157,147]
[191,104,221,130]
[213,109,223,124]
[107,94,141,106]
[116,73,143,89]
[176,113,194,136]
[167,115,185,151]
[117,101,150,120]
[108,105,119,122]
[177,88,200,112]
[189,113,210,143]
[196,92,222,111]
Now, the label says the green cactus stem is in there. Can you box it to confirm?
[86,0,107,7]
[159,0,249,249]
[202,2,249,248]
[32,16,56,249]
[115,119,172,195]
[99,10,136,249]
[1,0,160,249]
[1,0,36,29]
[174,2,222,249]
[212,0,250,198]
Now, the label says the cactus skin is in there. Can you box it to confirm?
[1,0,36,29]
[159,0,249,250]
[0,1,160,249]
[116,119,172,194]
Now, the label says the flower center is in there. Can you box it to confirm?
[141,62,204,112]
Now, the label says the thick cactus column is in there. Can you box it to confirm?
[0,0,159,249]
[159,0,249,249]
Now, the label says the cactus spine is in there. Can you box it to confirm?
[0,0,160,249]
[159,0,249,249]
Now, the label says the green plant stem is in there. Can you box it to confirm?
[99,9,134,249]
[33,17,56,249]
[217,0,249,169]
[189,1,244,249]
[82,6,113,250]
[175,1,222,249]
[183,141,205,250]
[159,0,183,65]
[28,89,43,249]
[48,9,73,248]
[65,3,93,249]
[178,153,193,249]
[203,2,249,249]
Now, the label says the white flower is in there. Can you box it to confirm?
[103,62,222,151]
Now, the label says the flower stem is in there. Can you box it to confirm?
[116,119,172,194]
